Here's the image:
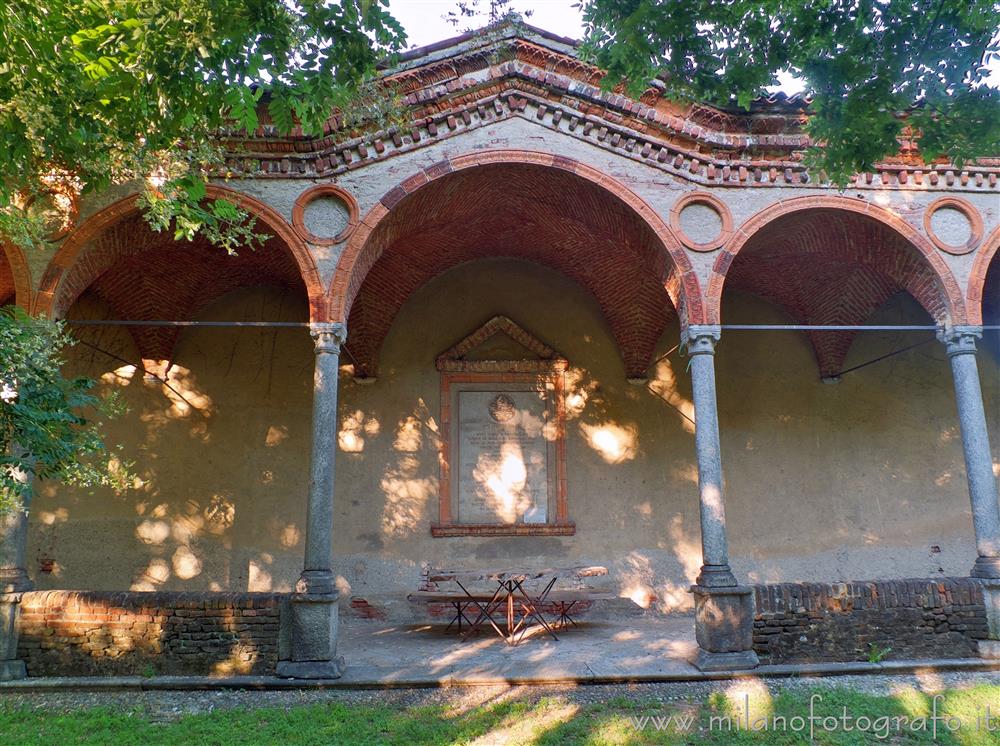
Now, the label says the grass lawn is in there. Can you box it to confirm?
[3,684,1000,744]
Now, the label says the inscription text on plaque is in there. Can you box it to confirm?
[458,390,549,524]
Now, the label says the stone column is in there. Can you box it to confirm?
[0,452,33,681]
[682,325,758,671]
[939,326,1000,658]
[276,322,347,679]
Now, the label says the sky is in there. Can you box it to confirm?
[387,0,584,47]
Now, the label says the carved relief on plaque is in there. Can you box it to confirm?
[432,316,573,537]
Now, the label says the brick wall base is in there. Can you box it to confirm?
[6,578,991,677]
[752,578,988,665]
[15,591,288,677]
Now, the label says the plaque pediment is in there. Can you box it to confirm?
[436,316,568,373]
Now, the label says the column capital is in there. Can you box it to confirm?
[938,325,982,357]
[310,322,347,354]
[681,324,722,356]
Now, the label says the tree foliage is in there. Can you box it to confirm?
[0,0,406,249]
[0,308,131,514]
[580,0,1000,182]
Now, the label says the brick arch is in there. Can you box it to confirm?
[707,196,966,378]
[329,149,702,379]
[35,185,326,321]
[1,241,33,309]
[967,225,1000,326]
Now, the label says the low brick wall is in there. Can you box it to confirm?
[15,591,288,677]
[752,578,988,664]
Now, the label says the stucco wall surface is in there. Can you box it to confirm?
[25,258,999,618]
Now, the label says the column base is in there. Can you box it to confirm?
[0,660,26,681]
[978,641,1000,660]
[0,594,25,681]
[971,556,1000,580]
[691,584,758,672]
[296,569,337,595]
[276,657,344,680]
[283,590,342,679]
[978,578,1000,642]
[696,564,738,588]
[695,649,760,672]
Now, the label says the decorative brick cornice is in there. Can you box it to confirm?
[217,36,999,193]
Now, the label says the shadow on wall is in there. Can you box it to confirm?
[30,286,315,593]
[16,590,285,677]
[333,258,704,611]
[716,289,980,582]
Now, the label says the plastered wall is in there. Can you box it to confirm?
[28,259,999,616]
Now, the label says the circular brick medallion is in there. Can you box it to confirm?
[292,184,359,246]
[669,192,733,252]
[923,197,983,255]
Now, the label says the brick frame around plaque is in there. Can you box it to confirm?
[432,316,574,537]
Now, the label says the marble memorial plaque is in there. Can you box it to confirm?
[457,390,549,524]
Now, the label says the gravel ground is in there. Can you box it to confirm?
[2,671,999,722]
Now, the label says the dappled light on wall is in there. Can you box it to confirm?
[667,515,703,586]
[378,402,439,538]
[204,494,236,533]
[394,415,423,452]
[131,557,171,591]
[339,409,381,453]
[562,368,599,421]
[143,364,215,419]
[647,357,695,434]
[248,555,273,592]
[276,522,301,549]
[37,507,69,526]
[171,546,203,580]
[471,442,539,524]
[616,516,702,613]
[380,455,434,538]
[99,364,138,387]
[580,422,637,464]
[135,519,170,546]
[264,425,289,447]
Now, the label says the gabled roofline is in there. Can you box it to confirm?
[387,17,580,73]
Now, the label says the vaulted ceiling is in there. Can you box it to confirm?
[346,162,679,379]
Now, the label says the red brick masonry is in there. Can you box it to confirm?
[15,591,286,677]
[752,578,988,664]
[8,579,989,677]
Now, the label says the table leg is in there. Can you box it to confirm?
[459,579,507,642]
[511,577,559,642]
